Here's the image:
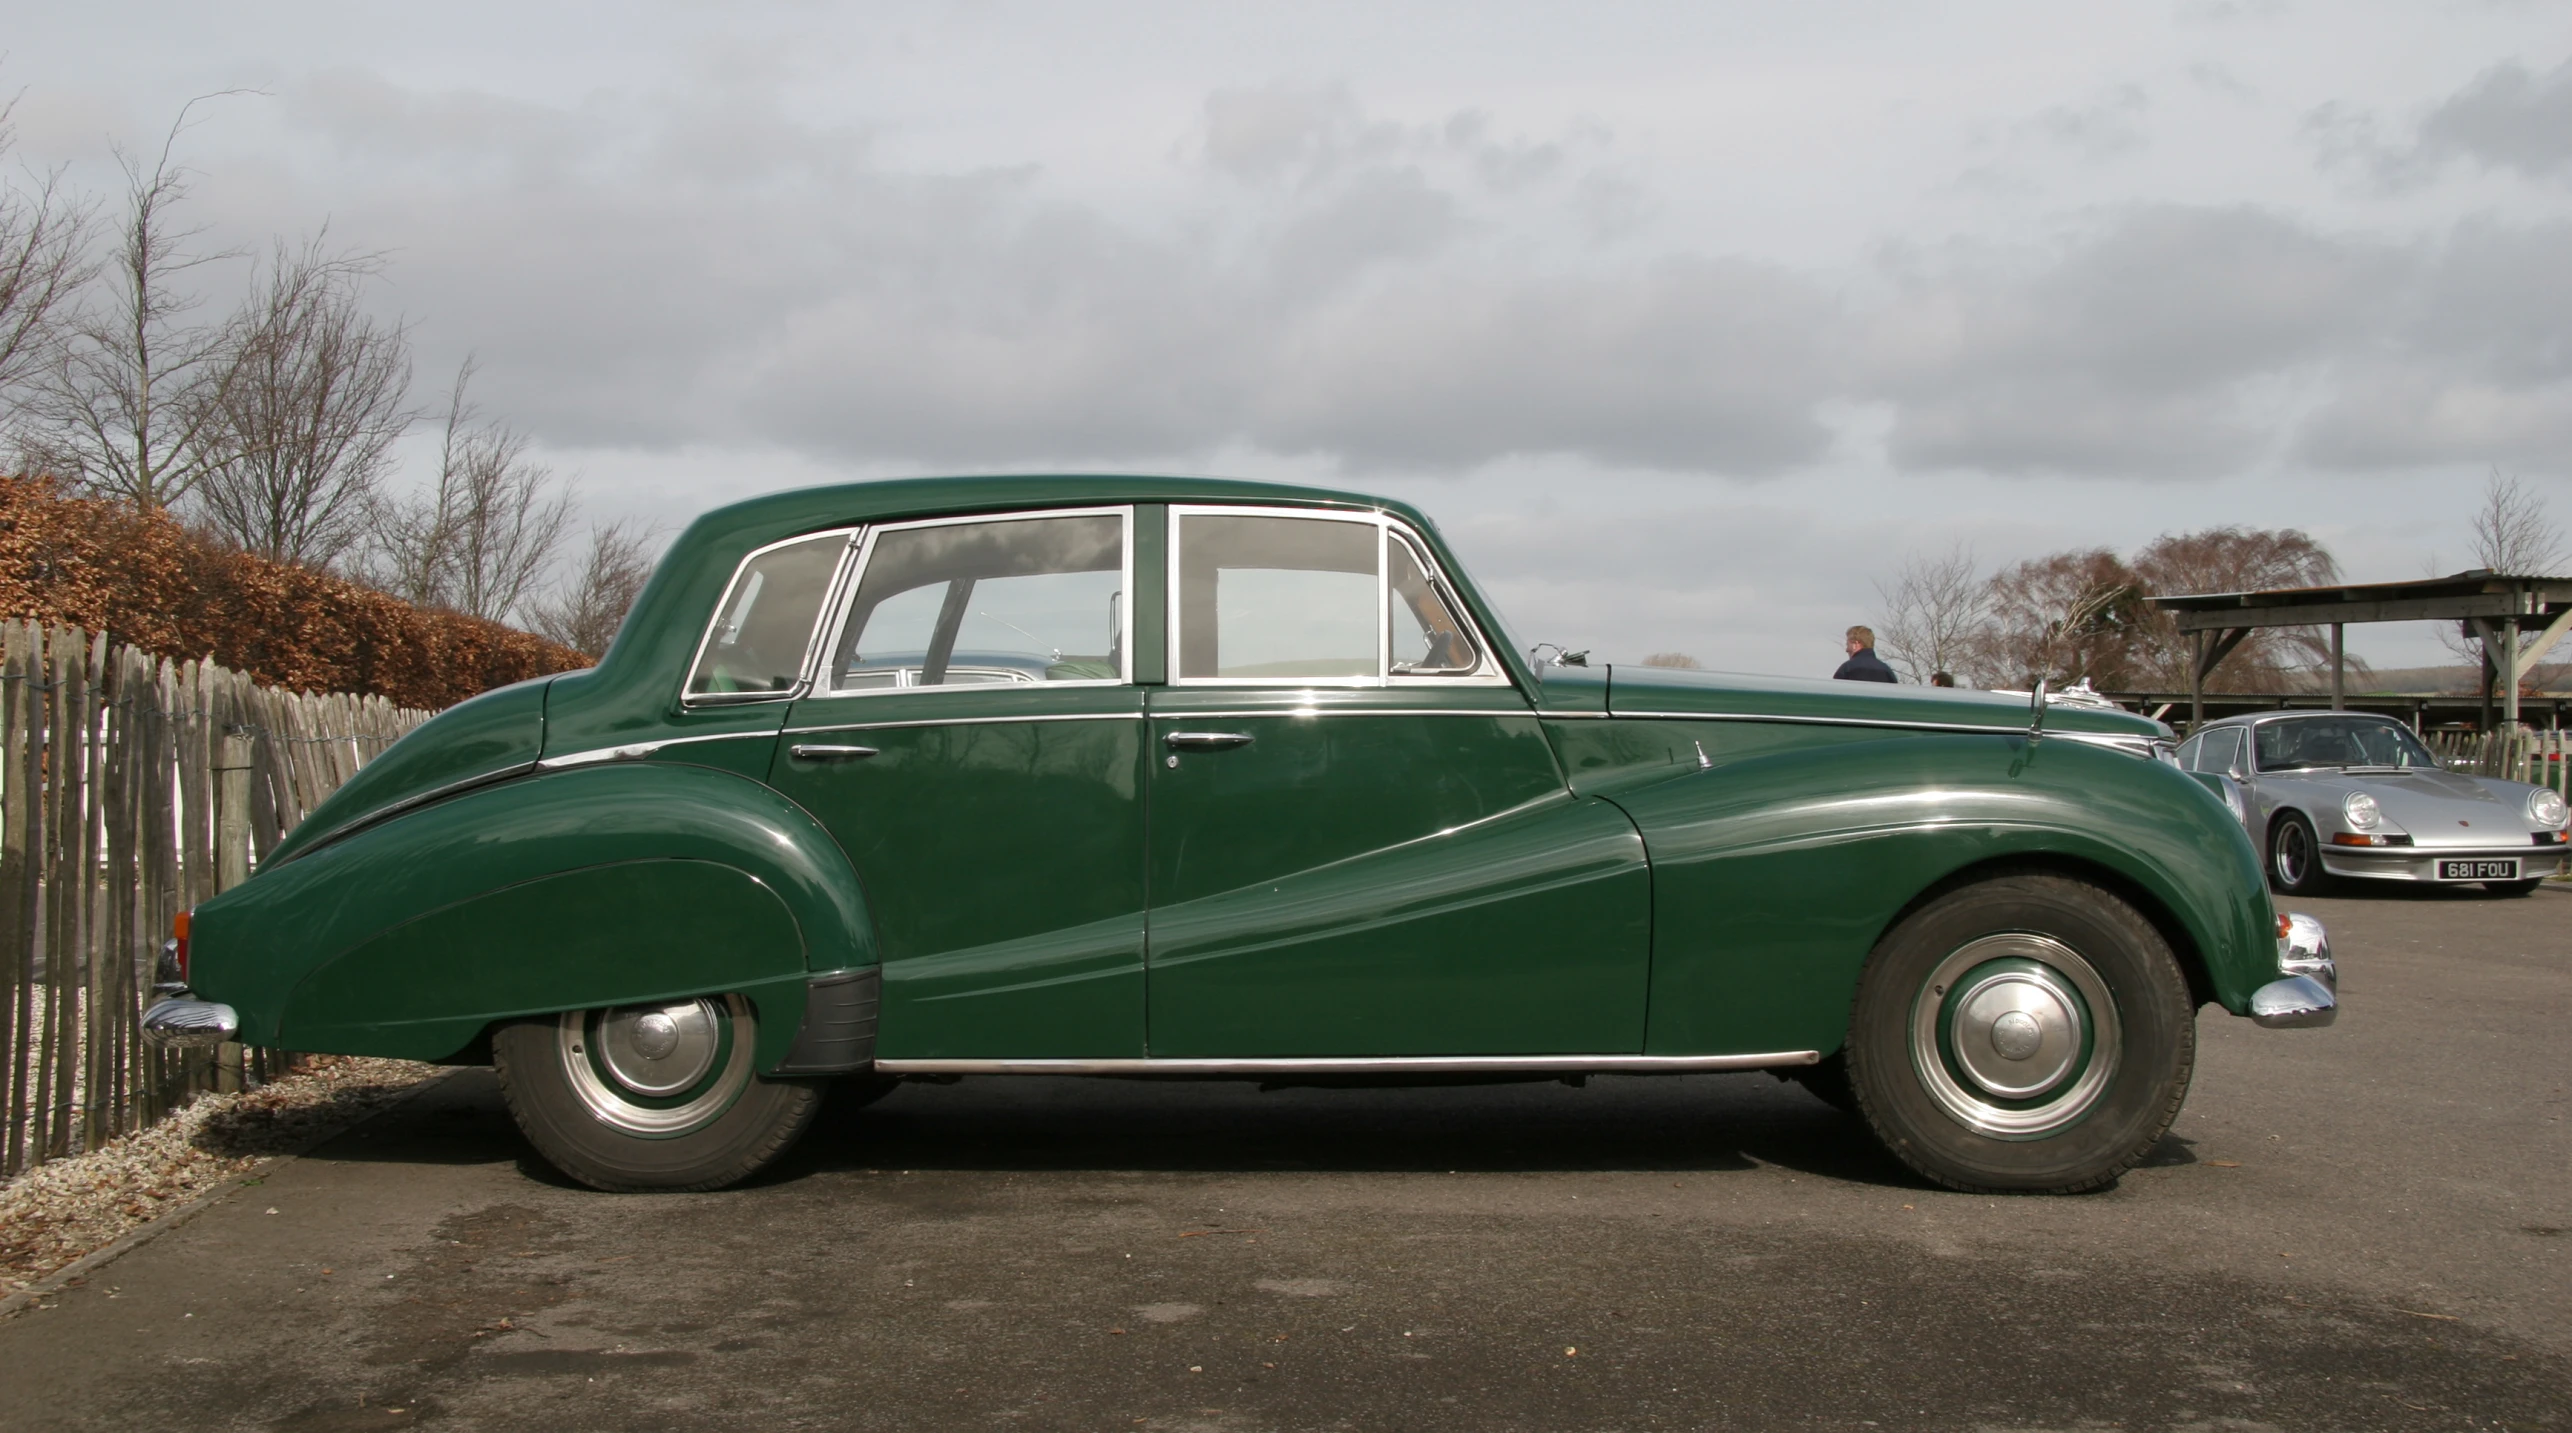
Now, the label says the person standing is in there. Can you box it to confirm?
[1835,626,1898,683]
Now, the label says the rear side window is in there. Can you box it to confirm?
[686,533,849,701]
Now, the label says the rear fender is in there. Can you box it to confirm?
[189,763,872,1069]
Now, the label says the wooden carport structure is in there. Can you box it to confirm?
[2151,571,2572,732]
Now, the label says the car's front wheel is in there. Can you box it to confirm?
[493,995,824,1192]
[1845,873,2196,1195]
[2268,812,2330,896]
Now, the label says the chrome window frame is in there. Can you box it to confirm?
[678,527,864,708]
[1383,523,1508,687]
[1165,505,1508,689]
[809,505,1137,699]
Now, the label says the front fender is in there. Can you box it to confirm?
[1611,731,2275,1057]
[190,762,872,1068]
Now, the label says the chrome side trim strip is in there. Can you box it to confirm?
[1614,709,2036,737]
[1142,708,1535,721]
[537,729,783,770]
[265,760,538,868]
[1611,709,2158,753]
[779,711,1141,736]
[872,1051,1820,1076]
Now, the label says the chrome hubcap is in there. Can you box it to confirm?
[1911,934,2120,1139]
[559,996,755,1136]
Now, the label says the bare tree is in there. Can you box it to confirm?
[189,236,412,568]
[23,99,249,509]
[1636,651,1702,669]
[2467,470,2562,576]
[2437,471,2569,689]
[0,99,93,413]
[367,358,571,623]
[1873,544,1988,684]
[2129,526,2344,690]
[531,520,658,658]
[1966,549,2145,690]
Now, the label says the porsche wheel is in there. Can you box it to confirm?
[2268,812,2330,896]
[1845,874,2196,1195]
[493,995,824,1192]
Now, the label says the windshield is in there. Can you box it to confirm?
[2252,716,2441,773]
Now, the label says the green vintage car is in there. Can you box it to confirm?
[144,476,2336,1194]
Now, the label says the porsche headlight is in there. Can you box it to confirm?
[2342,792,2382,831]
[2528,787,2567,828]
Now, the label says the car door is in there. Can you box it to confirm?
[769,506,1149,1059]
[1143,506,1651,1058]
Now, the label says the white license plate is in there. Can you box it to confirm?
[2436,858,2519,880]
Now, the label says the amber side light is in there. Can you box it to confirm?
[2328,832,2393,847]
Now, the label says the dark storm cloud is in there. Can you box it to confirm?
[2297,219,2572,469]
[1865,206,2394,478]
[287,72,1839,475]
[2309,55,2572,189]
[262,69,2565,485]
[2412,56,2572,184]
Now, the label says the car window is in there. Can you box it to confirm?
[2199,727,2245,775]
[2175,733,2204,769]
[686,532,849,700]
[829,511,1126,692]
[2253,715,2438,772]
[1389,534,1480,677]
[1176,513,1379,681]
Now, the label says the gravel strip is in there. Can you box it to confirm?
[0,1056,437,1299]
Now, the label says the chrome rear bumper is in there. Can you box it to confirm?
[142,998,239,1050]
[2251,912,2337,1028]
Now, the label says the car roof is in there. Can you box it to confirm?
[690,474,1430,547]
[2197,710,2410,731]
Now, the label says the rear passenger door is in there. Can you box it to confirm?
[769,508,1150,1059]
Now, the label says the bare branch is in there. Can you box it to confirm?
[1635,651,1703,670]
[530,520,660,658]
[1872,544,1986,685]
[22,94,255,509]
[0,97,95,409]
[364,357,572,624]
[188,233,413,568]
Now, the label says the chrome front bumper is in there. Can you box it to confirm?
[2250,912,2336,1029]
[2320,844,2564,883]
[142,998,239,1050]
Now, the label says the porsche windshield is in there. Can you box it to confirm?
[2252,716,2441,773]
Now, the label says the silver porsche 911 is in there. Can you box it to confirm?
[2176,711,2571,897]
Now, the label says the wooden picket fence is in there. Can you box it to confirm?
[0,621,432,1178]
[2427,724,2572,796]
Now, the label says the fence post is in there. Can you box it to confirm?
[216,733,253,893]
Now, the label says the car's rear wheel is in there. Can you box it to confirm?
[493,994,824,1192]
[2268,812,2330,896]
[1845,874,2196,1195]
[2487,878,2546,897]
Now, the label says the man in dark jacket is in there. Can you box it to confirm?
[1834,625,1898,683]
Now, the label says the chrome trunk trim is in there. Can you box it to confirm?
[871,1051,1820,1076]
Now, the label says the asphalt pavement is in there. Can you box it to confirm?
[1,882,2566,1431]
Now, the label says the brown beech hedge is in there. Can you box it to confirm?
[0,477,590,709]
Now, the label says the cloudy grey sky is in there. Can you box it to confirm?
[11,1,2570,676]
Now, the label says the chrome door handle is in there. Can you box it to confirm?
[1163,731,1254,751]
[790,744,879,761]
